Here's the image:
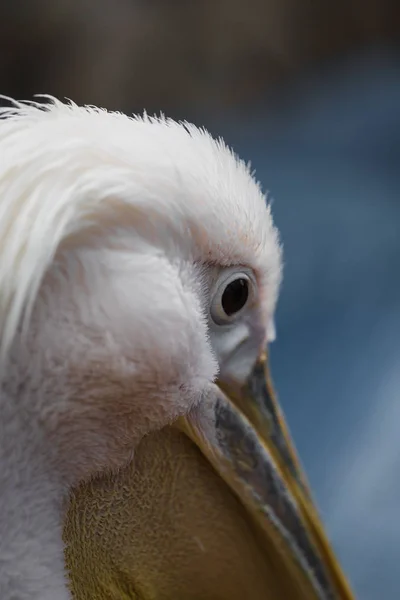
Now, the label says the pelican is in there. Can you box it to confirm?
[0,97,354,600]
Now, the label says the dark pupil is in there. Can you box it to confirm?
[221,278,249,316]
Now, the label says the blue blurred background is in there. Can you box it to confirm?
[1,3,399,597]
[214,48,400,599]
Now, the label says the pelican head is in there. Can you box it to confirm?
[0,98,353,600]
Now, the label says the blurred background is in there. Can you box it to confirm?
[1,1,399,597]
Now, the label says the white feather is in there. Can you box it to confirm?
[0,97,282,599]
[0,97,281,360]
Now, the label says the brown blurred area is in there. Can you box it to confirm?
[0,0,399,117]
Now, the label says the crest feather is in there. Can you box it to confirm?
[0,97,281,362]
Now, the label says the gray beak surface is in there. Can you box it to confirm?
[180,351,354,600]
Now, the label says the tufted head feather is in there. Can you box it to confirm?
[0,96,281,362]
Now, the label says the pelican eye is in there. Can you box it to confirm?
[222,278,249,316]
[210,269,256,325]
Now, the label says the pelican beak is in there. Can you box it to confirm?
[178,351,354,600]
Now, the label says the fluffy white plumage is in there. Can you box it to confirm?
[0,97,281,356]
[0,97,282,599]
